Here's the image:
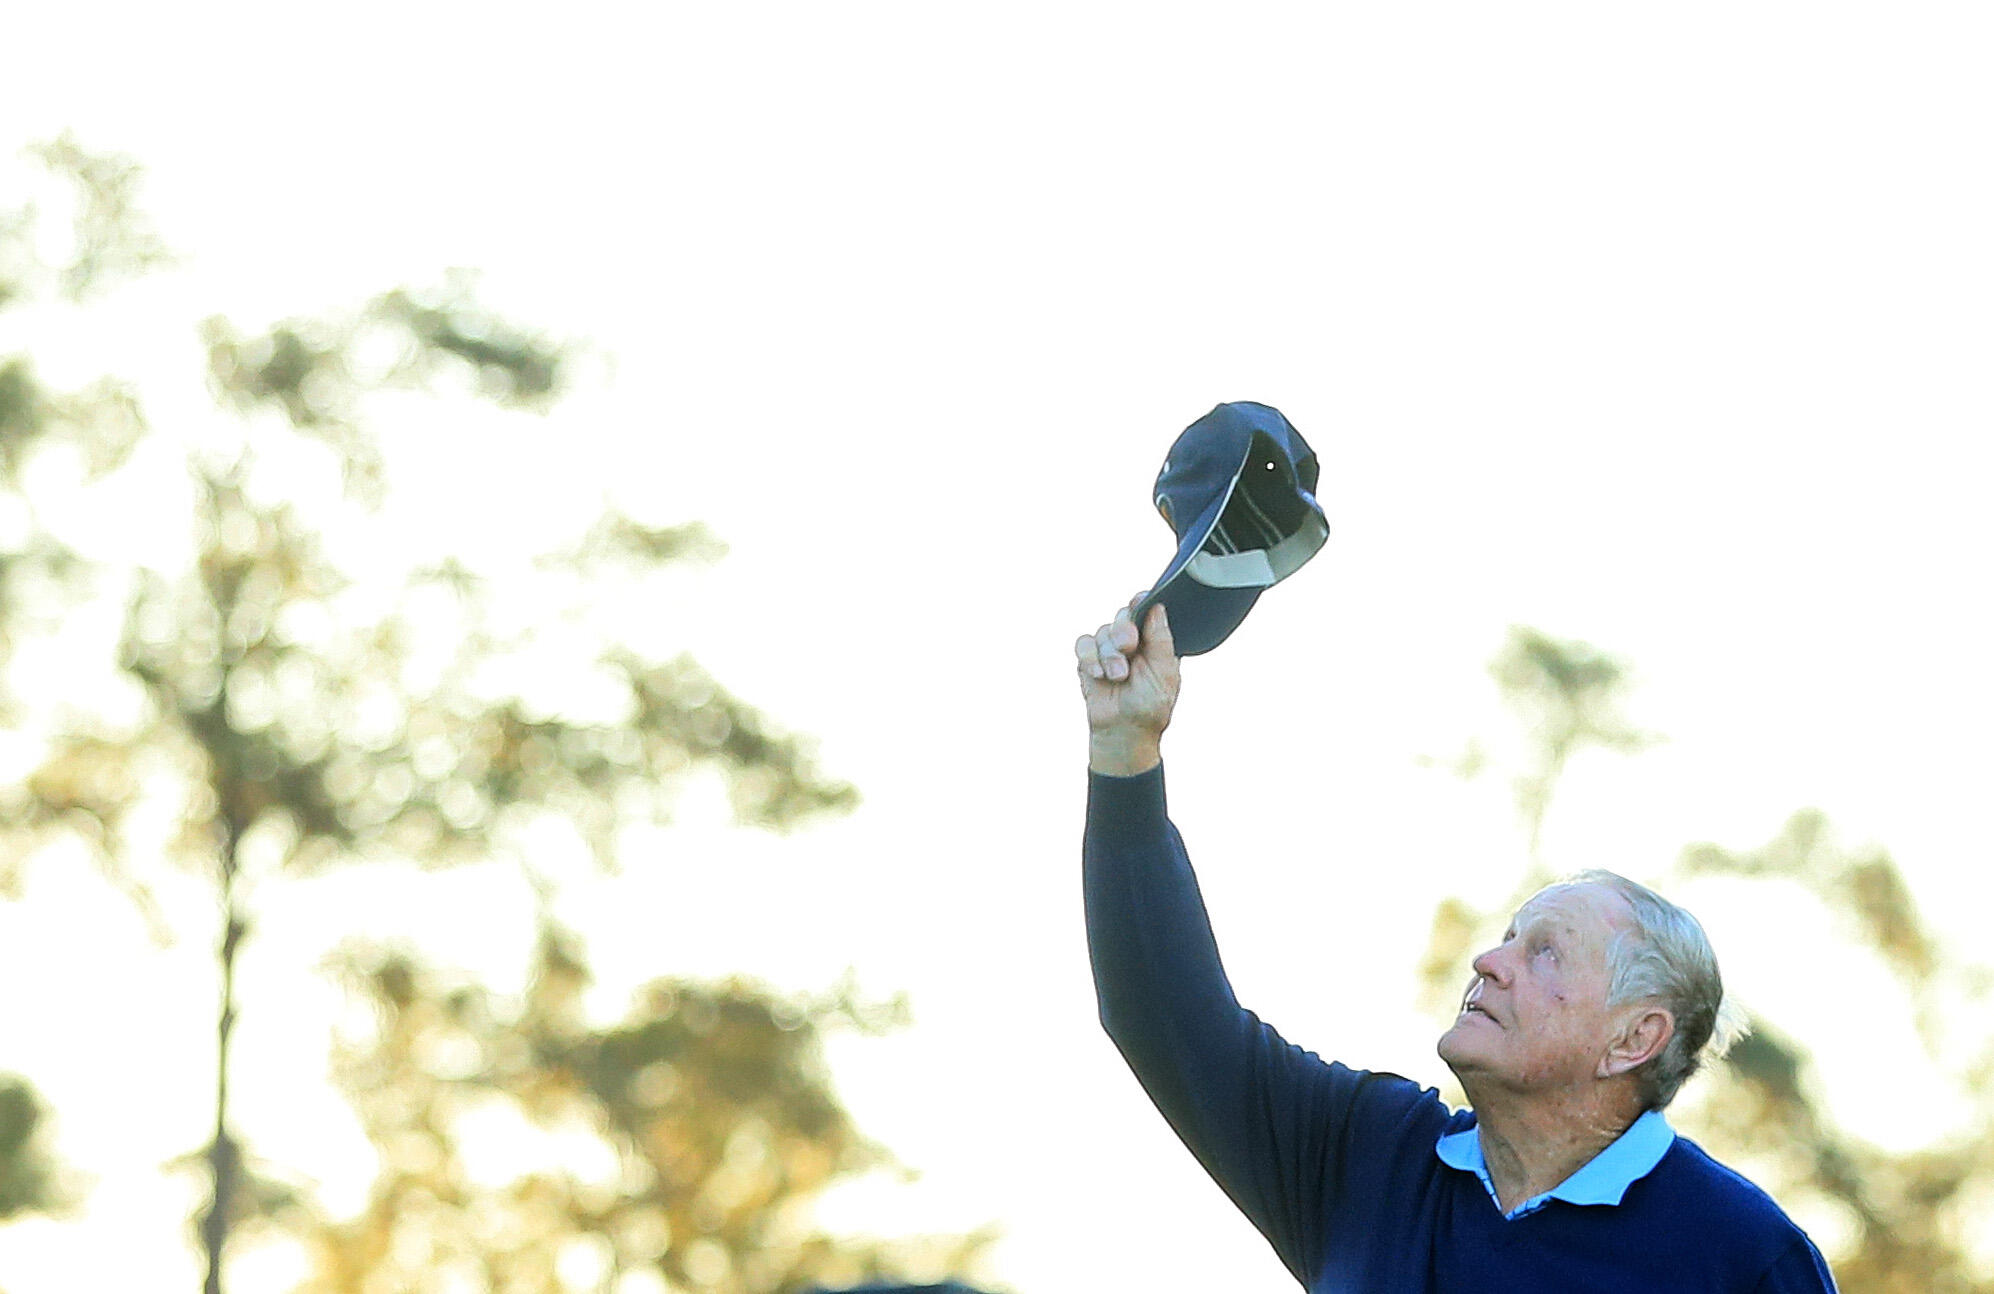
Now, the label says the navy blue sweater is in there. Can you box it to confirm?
[1084,766,1837,1292]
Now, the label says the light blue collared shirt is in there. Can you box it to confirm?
[1434,1108,1677,1221]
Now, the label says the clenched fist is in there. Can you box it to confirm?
[1076,593,1182,776]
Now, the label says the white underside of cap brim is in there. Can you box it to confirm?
[1183,511,1330,589]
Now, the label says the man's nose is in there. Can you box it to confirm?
[1471,947,1507,984]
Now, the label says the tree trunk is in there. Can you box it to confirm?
[199,819,245,1294]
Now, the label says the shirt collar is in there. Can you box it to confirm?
[1434,1109,1676,1220]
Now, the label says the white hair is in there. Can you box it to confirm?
[1563,869,1750,1109]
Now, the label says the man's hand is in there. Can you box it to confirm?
[1076,593,1182,776]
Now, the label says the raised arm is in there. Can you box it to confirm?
[1077,599,1353,1281]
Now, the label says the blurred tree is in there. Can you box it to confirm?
[0,139,982,1293]
[1415,626,1653,1013]
[0,1074,72,1222]
[1487,625,1654,868]
[1420,627,1994,1292]
[1669,814,1994,1293]
[271,925,988,1294]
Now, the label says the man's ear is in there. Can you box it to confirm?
[1600,1007,1674,1080]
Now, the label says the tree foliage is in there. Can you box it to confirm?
[0,138,975,1293]
[1414,626,1653,1014]
[1672,813,1994,1293]
[275,927,985,1294]
[0,1074,71,1222]
[1487,625,1653,865]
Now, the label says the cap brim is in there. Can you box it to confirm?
[1135,484,1262,656]
[1137,568,1263,656]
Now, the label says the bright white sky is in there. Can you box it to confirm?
[1,3,1991,1291]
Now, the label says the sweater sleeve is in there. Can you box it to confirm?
[1085,765,1402,1285]
[1751,1234,1840,1293]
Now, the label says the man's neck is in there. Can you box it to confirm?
[1469,1086,1644,1214]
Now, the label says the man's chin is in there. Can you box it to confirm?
[1436,1022,1490,1073]
[1436,1024,1470,1067]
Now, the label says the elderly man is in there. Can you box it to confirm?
[1077,600,1836,1292]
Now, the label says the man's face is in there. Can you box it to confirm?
[1437,882,1634,1097]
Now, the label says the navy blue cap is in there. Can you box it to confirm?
[1133,402,1328,655]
